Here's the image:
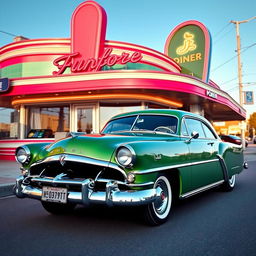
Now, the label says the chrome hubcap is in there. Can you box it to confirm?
[152,177,171,219]
[229,175,236,187]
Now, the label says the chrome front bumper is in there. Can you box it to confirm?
[15,176,161,207]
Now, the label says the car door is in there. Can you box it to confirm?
[184,117,223,190]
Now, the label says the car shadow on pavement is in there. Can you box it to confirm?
[35,186,225,228]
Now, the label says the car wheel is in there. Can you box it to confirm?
[41,201,76,215]
[222,174,236,191]
[144,175,172,225]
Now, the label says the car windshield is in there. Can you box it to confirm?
[102,115,178,135]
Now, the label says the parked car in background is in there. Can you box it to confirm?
[14,110,247,225]
[253,136,256,144]
[220,135,248,147]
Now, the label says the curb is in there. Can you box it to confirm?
[0,183,15,197]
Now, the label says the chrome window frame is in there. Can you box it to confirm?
[180,115,219,140]
[102,113,179,136]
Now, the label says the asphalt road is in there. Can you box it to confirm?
[1,160,256,256]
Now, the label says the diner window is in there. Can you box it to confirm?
[145,103,169,109]
[76,107,93,133]
[0,108,19,139]
[27,106,70,138]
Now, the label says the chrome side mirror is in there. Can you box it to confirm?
[191,131,199,139]
[186,131,199,143]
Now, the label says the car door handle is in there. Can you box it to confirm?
[207,142,214,146]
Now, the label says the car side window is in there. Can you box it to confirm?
[185,118,205,138]
[181,119,189,136]
[202,123,216,139]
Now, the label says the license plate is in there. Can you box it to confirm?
[42,186,68,204]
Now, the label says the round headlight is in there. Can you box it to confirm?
[15,146,31,164]
[116,146,135,167]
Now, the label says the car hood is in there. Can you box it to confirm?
[41,133,173,162]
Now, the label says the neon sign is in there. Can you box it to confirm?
[164,20,212,82]
[52,2,143,75]
[53,47,143,75]
[176,32,197,55]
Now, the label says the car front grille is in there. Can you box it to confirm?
[28,158,126,191]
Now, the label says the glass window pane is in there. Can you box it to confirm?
[102,116,137,134]
[77,108,92,133]
[132,115,177,134]
[181,119,189,136]
[0,108,19,139]
[202,123,216,139]
[185,118,205,138]
[28,106,69,138]
[99,105,141,131]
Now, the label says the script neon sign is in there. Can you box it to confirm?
[53,47,143,75]
[176,32,197,55]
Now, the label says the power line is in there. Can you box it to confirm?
[213,25,233,44]
[220,73,256,86]
[211,55,237,72]
[211,42,256,73]
[213,23,231,39]
[225,82,256,92]
[243,82,256,86]
[0,30,18,37]
[226,85,238,92]
[220,77,237,86]
[241,42,256,50]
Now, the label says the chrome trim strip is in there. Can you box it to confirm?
[31,176,85,185]
[126,181,154,187]
[30,176,153,188]
[30,154,127,178]
[15,177,160,206]
[216,154,229,182]
[105,113,179,136]
[231,165,242,170]
[132,159,219,175]
[180,180,224,199]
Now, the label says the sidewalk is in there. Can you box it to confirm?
[0,160,20,197]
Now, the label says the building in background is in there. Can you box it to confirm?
[0,1,245,160]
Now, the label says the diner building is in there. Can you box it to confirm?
[0,1,246,160]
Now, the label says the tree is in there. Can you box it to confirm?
[248,112,256,137]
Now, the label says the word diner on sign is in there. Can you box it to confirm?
[206,90,217,99]
[53,48,143,75]
[174,53,202,64]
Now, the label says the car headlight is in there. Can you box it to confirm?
[116,146,135,168]
[15,146,31,164]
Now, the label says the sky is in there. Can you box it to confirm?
[0,0,256,118]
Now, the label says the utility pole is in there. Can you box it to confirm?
[230,16,256,147]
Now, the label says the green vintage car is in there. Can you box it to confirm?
[15,109,248,225]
